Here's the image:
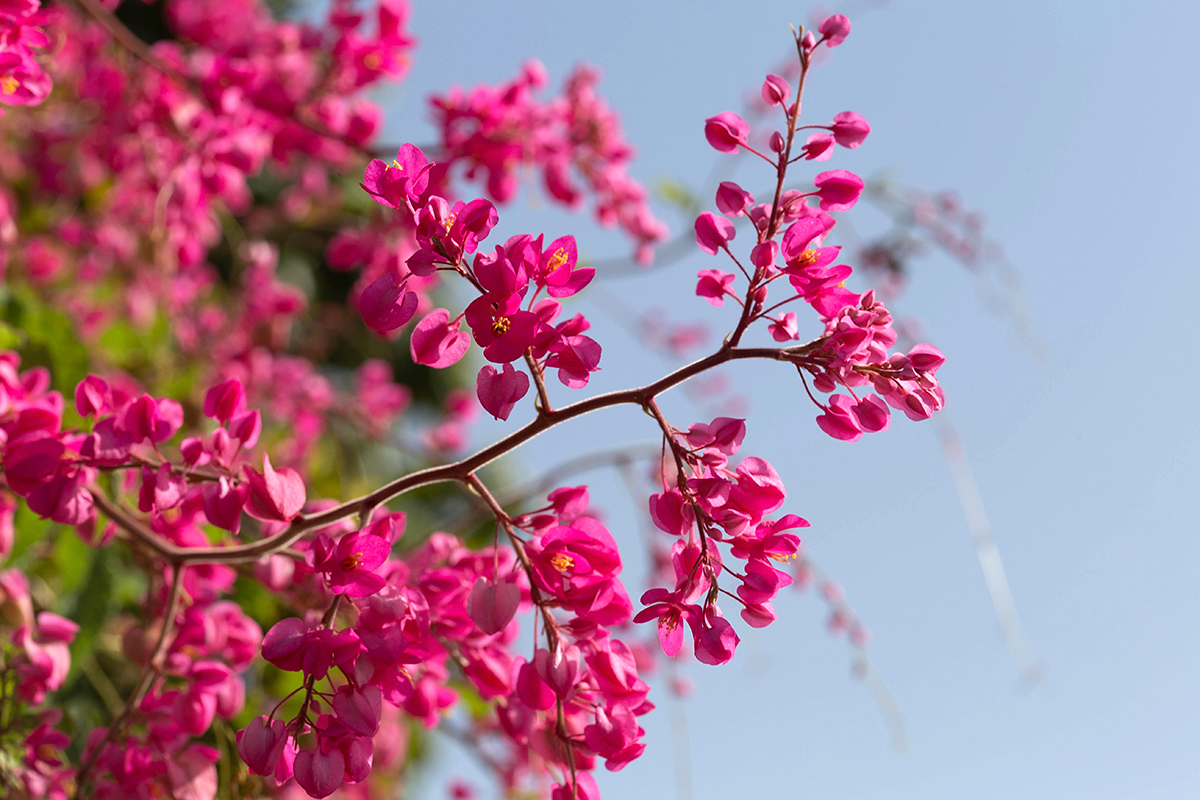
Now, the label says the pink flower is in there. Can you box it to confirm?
[202,477,248,535]
[800,132,835,161]
[634,588,699,657]
[830,111,870,148]
[261,616,361,679]
[476,363,529,421]
[359,272,418,335]
[202,379,246,422]
[769,312,799,341]
[294,745,344,799]
[818,14,851,47]
[761,74,791,106]
[813,170,864,211]
[410,309,471,368]
[815,394,863,442]
[703,111,749,153]
[536,235,594,298]
[307,530,389,597]
[715,181,754,217]
[694,211,735,255]
[360,143,432,209]
[689,605,740,665]
[74,375,110,418]
[695,269,735,307]
[243,454,306,522]
[467,577,520,634]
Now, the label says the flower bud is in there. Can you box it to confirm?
[760,74,791,106]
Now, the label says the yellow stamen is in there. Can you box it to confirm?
[0,76,18,95]
[795,248,818,266]
[492,316,511,336]
[549,553,575,574]
[390,159,403,170]
[658,615,679,633]
[769,552,796,563]
[341,552,364,571]
[547,247,569,271]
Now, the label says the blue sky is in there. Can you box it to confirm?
[376,1,1200,798]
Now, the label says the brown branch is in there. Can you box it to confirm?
[84,343,822,569]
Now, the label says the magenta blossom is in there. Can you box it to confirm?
[696,269,735,307]
[307,530,390,597]
[818,13,851,47]
[476,363,529,421]
[360,143,432,209]
[243,454,306,522]
[694,211,736,255]
[359,272,418,335]
[813,169,864,212]
[703,111,749,154]
[410,308,471,368]
[830,111,870,148]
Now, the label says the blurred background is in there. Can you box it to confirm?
[374,1,1200,798]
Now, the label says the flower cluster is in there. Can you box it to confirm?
[361,143,605,420]
[430,61,669,263]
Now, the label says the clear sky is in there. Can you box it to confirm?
[377,1,1200,798]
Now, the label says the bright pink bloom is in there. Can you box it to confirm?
[138,464,187,512]
[695,269,735,307]
[583,703,646,771]
[410,309,471,368]
[467,577,520,634]
[202,379,246,422]
[830,111,870,148]
[361,143,432,209]
[293,745,344,799]
[261,616,360,679]
[536,235,593,298]
[74,375,110,418]
[203,477,249,535]
[816,394,863,442]
[813,169,864,211]
[689,605,740,665]
[307,530,389,597]
[715,182,753,217]
[533,644,582,698]
[818,14,851,46]
[476,363,529,421]
[515,657,555,710]
[359,272,418,335]
[694,211,735,255]
[243,454,306,522]
[853,394,891,432]
[634,588,699,657]
[333,685,383,736]
[704,111,749,153]
[685,417,746,455]
[769,312,799,341]
[907,343,946,372]
[121,395,183,443]
[750,241,778,272]
[800,132,835,161]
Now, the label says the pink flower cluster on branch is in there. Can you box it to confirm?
[0,8,957,800]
